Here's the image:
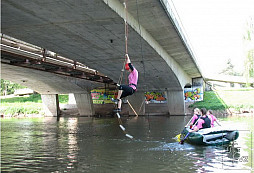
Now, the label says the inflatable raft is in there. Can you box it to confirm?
[181,127,239,146]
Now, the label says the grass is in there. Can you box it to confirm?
[189,88,254,110]
[1,94,42,103]
[0,94,68,115]
[189,91,227,110]
[1,103,43,115]
[0,94,68,103]
[215,89,254,111]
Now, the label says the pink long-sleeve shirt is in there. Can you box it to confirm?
[195,119,205,129]
[191,114,199,125]
[208,114,217,127]
[128,68,138,90]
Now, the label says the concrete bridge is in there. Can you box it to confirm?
[204,74,254,89]
[205,74,254,84]
[1,0,202,116]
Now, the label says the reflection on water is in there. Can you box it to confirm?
[1,116,253,172]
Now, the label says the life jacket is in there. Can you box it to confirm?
[200,115,211,129]
[193,114,201,125]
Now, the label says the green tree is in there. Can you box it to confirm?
[220,59,242,76]
[243,17,254,86]
[0,79,25,96]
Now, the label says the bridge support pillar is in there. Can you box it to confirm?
[127,91,145,116]
[41,94,60,117]
[165,90,185,115]
[74,92,94,117]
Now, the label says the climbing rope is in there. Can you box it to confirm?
[135,0,150,132]
[123,0,129,85]
[116,59,126,86]
[113,0,135,139]
[113,0,151,138]
[124,1,128,56]
[116,0,129,87]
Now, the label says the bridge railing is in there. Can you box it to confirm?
[1,33,97,74]
[1,33,114,84]
[160,0,201,71]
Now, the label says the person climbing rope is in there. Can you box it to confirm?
[111,54,138,112]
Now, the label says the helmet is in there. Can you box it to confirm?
[125,63,130,70]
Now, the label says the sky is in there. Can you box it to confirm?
[171,0,254,76]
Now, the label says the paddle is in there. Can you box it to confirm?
[175,116,193,141]
[179,116,201,144]
[179,131,191,144]
[185,116,193,128]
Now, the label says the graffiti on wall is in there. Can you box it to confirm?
[91,89,116,104]
[91,89,168,104]
[145,91,167,103]
[184,87,203,102]
[91,87,203,104]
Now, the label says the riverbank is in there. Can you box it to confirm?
[1,89,254,118]
[0,94,68,118]
[186,88,254,116]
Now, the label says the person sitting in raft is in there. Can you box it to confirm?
[190,108,211,132]
[111,54,138,112]
[187,108,201,128]
[207,110,221,127]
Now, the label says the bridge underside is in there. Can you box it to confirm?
[1,0,202,116]
[1,63,101,95]
[1,0,201,92]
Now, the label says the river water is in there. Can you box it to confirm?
[1,115,253,172]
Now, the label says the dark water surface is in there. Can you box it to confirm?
[1,115,253,172]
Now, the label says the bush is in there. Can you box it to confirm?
[1,94,42,103]
[1,94,68,103]
[58,95,68,104]
[0,103,43,115]
[0,94,68,116]
[0,79,25,95]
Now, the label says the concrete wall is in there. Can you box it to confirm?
[74,92,94,117]
[165,90,185,115]
[41,94,60,117]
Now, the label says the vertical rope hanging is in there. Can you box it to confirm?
[124,0,128,85]
[116,0,129,86]
[113,0,134,139]
[124,0,128,55]
[135,0,150,131]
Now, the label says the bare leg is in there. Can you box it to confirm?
[117,90,123,109]
[117,90,123,99]
[118,99,122,109]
